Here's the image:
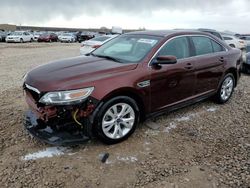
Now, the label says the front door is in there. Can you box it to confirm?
[149,36,196,112]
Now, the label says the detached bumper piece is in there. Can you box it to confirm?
[24,110,90,146]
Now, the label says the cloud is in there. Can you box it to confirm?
[0,0,249,32]
[0,0,240,23]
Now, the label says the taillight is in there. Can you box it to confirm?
[239,41,244,44]
[92,45,101,49]
[81,44,85,47]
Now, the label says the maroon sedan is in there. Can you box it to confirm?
[37,33,58,42]
[23,30,241,145]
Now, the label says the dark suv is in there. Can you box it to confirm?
[23,30,241,145]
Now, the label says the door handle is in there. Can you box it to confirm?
[219,57,224,62]
[184,63,193,70]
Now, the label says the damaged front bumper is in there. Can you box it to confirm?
[23,86,100,146]
[24,110,91,146]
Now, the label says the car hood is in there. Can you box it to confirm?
[25,56,138,92]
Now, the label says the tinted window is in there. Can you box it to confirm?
[192,36,213,56]
[211,40,225,52]
[158,37,190,59]
[223,37,233,40]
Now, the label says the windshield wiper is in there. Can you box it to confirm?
[93,54,122,63]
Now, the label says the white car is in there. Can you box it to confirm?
[80,35,118,55]
[58,33,76,43]
[239,35,250,46]
[32,32,43,41]
[6,31,33,43]
[222,34,246,49]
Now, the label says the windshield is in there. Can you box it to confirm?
[92,35,161,63]
[11,32,23,36]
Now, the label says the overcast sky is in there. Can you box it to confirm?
[1,0,250,33]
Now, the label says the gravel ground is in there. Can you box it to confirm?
[0,43,249,188]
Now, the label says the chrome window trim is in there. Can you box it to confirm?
[25,83,40,94]
[148,34,228,67]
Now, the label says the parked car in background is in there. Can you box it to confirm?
[78,32,95,43]
[6,31,33,43]
[58,33,76,42]
[80,35,118,55]
[239,35,250,45]
[0,31,8,42]
[38,33,58,42]
[23,30,241,145]
[198,28,223,40]
[32,32,43,41]
[241,45,250,74]
[222,34,246,49]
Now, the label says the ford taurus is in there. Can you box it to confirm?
[23,30,242,145]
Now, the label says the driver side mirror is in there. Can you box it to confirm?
[155,55,177,65]
[152,55,177,68]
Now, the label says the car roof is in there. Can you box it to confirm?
[126,30,211,37]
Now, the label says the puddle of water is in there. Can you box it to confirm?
[22,147,68,161]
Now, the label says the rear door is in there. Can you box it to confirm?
[190,36,226,95]
[150,36,196,112]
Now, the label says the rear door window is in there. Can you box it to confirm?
[191,36,213,56]
[158,36,190,59]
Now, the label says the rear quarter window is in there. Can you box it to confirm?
[211,40,225,52]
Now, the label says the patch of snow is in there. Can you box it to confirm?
[175,112,201,122]
[163,122,177,133]
[22,147,68,161]
[145,129,160,136]
[105,159,114,164]
[176,116,191,122]
[207,107,217,112]
[117,156,138,163]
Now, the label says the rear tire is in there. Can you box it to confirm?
[214,73,235,104]
[93,96,140,144]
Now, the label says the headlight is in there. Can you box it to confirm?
[39,87,94,105]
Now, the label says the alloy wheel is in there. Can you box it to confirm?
[102,103,135,139]
[220,76,234,101]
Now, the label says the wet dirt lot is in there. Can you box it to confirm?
[0,43,249,188]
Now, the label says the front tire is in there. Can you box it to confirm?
[94,96,140,144]
[215,73,235,104]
